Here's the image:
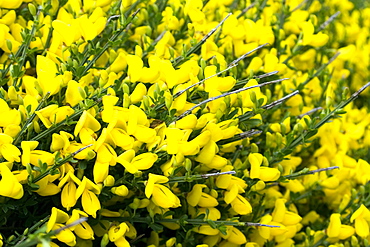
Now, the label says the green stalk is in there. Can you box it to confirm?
[13,92,50,145]
[75,9,141,80]
[32,144,92,183]
[270,81,370,165]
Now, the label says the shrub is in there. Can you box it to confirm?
[0,0,370,247]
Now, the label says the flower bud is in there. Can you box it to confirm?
[250,143,258,153]
[28,3,37,16]
[104,175,115,187]
[101,233,109,247]
[123,93,130,108]
[210,189,218,198]
[111,185,129,197]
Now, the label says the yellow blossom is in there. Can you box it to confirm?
[145,173,181,208]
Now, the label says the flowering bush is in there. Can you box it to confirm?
[0,0,370,246]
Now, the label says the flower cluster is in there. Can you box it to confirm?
[0,0,370,247]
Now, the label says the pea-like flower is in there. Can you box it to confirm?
[145,173,181,208]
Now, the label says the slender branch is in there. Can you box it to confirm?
[12,7,42,88]
[172,13,232,67]
[270,81,370,165]
[228,43,269,67]
[32,144,93,183]
[262,90,299,110]
[14,92,51,145]
[217,130,262,145]
[298,52,339,89]
[169,171,236,183]
[237,2,257,19]
[53,217,88,234]
[174,78,289,121]
[103,216,280,228]
[31,98,102,142]
[297,107,323,119]
[201,171,236,179]
[76,9,140,80]
[306,166,339,175]
[173,44,268,100]
[317,11,341,32]
[157,218,280,228]
[292,0,309,12]
[255,71,279,79]
[173,64,238,98]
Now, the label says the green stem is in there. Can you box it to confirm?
[75,9,141,80]
[32,144,92,183]
[102,216,280,228]
[171,13,231,67]
[13,92,50,145]
[30,99,100,142]
[168,171,236,183]
[13,8,42,89]
[270,81,370,164]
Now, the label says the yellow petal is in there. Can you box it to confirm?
[131,153,158,170]
[355,218,369,238]
[0,163,23,199]
[81,190,101,218]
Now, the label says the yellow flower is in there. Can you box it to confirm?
[187,184,218,208]
[74,110,101,144]
[50,131,74,152]
[130,83,147,104]
[301,21,329,47]
[0,139,21,163]
[222,226,247,245]
[108,222,129,242]
[124,152,158,174]
[0,162,23,199]
[58,171,81,211]
[34,175,61,196]
[76,177,101,218]
[111,185,129,197]
[249,153,280,181]
[47,208,77,246]
[36,55,61,96]
[145,173,181,208]
[65,80,86,107]
[109,52,127,73]
[350,204,370,238]
[0,0,22,9]
[36,105,75,129]
[327,213,355,239]
[0,99,21,128]
[67,210,94,240]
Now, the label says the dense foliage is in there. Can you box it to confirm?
[0,0,370,246]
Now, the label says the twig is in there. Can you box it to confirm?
[297,107,323,118]
[32,144,93,183]
[255,71,279,79]
[173,63,238,98]
[262,90,299,110]
[292,0,309,12]
[13,92,51,145]
[201,171,236,179]
[169,171,236,183]
[172,13,232,67]
[306,166,339,175]
[53,217,88,234]
[318,11,341,32]
[174,44,268,99]
[237,2,257,18]
[174,78,289,121]
[217,130,262,145]
[298,52,339,89]
[228,43,269,67]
